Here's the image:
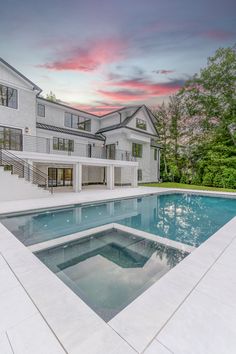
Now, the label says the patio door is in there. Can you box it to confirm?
[48,168,73,187]
[106,144,116,159]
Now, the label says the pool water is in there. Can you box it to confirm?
[1,193,236,247]
[35,229,188,321]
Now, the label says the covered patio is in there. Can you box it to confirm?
[13,151,139,193]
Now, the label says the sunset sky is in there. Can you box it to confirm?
[0,0,235,115]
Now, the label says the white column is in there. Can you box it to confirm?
[131,166,138,187]
[73,163,82,192]
[107,165,114,190]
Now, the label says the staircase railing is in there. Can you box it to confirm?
[0,149,53,194]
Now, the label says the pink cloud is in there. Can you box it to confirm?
[201,30,235,40]
[97,78,184,102]
[39,38,127,72]
[70,102,123,116]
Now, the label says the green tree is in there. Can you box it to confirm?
[46,91,57,102]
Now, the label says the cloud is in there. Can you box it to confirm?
[97,78,184,102]
[69,102,124,116]
[39,38,127,72]
[153,69,175,75]
[201,30,235,40]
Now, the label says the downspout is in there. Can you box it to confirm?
[99,133,106,184]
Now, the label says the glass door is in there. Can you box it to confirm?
[48,168,57,187]
[57,168,64,186]
[106,144,116,159]
[48,168,73,187]
[64,168,72,186]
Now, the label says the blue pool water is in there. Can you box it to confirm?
[36,229,188,321]
[1,193,236,247]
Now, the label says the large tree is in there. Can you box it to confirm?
[154,45,236,188]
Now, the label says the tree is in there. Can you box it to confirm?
[179,45,236,187]
[46,91,57,102]
[153,44,236,188]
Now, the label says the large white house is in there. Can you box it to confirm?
[0,57,160,199]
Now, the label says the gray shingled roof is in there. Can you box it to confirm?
[36,123,105,141]
[96,105,159,136]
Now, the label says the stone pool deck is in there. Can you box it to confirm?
[0,187,236,354]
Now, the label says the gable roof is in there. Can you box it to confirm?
[0,57,42,92]
[37,97,100,118]
[99,105,141,118]
[96,105,159,136]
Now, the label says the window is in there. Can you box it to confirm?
[137,169,142,181]
[0,84,17,109]
[136,118,146,130]
[64,112,91,132]
[132,143,143,158]
[37,104,45,117]
[106,144,116,159]
[0,126,22,151]
[53,137,74,152]
[154,148,158,160]
[48,168,73,187]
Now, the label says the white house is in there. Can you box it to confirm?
[0,57,160,199]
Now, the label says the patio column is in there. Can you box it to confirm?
[73,163,82,192]
[131,166,138,187]
[107,165,114,190]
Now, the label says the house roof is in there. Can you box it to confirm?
[36,122,105,141]
[99,105,141,118]
[96,105,159,137]
[37,97,100,118]
[0,57,42,92]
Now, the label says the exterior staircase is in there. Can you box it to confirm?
[0,149,53,201]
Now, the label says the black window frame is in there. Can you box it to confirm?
[52,137,74,152]
[64,112,91,132]
[0,84,18,109]
[0,125,22,151]
[37,103,45,117]
[136,118,147,130]
[137,169,142,181]
[48,167,73,187]
[132,143,143,158]
[154,148,158,160]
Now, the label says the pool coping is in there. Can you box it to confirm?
[1,187,236,353]
[28,222,195,254]
[0,186,236,217]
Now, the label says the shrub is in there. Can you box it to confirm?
[221,168,236,189]
[202,172,214,186]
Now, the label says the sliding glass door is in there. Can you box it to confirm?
[48,168,73,187]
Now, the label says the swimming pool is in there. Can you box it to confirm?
[1,192,236,247]
[35,228,188,321]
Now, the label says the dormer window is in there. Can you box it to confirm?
[64,112,91,132]
[0,84,18,109]
[136,118,146,130]
[37,103,45,117]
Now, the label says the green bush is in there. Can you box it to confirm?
[191,174,202,185]
[213,172,224,188]
[202,172,214,186]
[221,168,236,189]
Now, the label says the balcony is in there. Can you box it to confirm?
[15,135,135,162]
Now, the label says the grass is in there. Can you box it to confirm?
[141,182,236,193]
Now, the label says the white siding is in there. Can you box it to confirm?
[0,62,38,135]
[36,98,100,134]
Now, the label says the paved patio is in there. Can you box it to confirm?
[0,187,236,353]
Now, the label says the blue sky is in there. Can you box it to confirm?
[0,0,235,114]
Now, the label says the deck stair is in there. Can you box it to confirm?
[0,149,53,201]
